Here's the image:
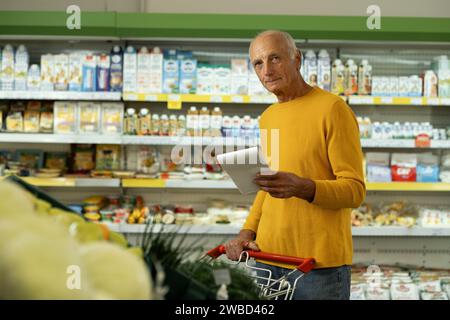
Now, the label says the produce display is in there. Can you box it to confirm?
[0,180,152,299]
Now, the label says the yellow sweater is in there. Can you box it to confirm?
[243,86,365,269]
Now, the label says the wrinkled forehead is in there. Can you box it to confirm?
[249,35,290,61]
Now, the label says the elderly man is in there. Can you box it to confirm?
[224,30,366,300]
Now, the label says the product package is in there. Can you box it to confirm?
[14,44,29,91]
[27,64,41,91]
[68,52,83,91]
[44,152,68,171]
[213,65,231,95]
[96,54,110,91]
[196,64,214,94]
[230,59,249,95]
[101,102,124,134]
[53,101,77,134]
[78,102,100,133]
[137,146,160,175]
[6,103,25,132]
[179,56,197,94]
[123,46,137,93]
[71,144,95,174]
[39,102,54,133]
[109,45,123,92]
[391,153,417,182]
[366,152,392,182]
[162,49,179,94]
[23,101,41,133]
[1,44,15,91]
[96,144,121,171]
[40,54,54,91]
[317,50,331,92]
[82,54,97,92]
[149,47,163,93]
[53,54,69,91]
[417,153,440,182]
[137,46,152,94]
[15,149,44,169]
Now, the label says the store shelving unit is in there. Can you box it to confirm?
[1,10,450,270]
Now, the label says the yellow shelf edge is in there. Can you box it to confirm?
[367,182,450,191]
[121,178,166,188]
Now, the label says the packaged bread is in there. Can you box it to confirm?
[39,102,54,133]
[101,102,124,134]
[6,103,25,132]
[78,102,100,133]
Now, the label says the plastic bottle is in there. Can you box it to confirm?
[14,44,29,91]
[331,59,344,95]
[151,114,160,135]
[186,106,199,136]
[169,114,178,136]
[160,114,169,136]
[232,115,241,138]
[303,50,317,86]
[221,116,232,137]
[210,107,223,137]
[241,115,254,140]
[317,50,331,91]
[177,115,186,136]
[344,59,358,96]
[138,108,151,135]
[126,108,138,135]
[199,106,210,137]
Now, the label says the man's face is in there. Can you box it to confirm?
[249,34,301,95]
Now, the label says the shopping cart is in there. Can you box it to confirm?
[206,244,316,300]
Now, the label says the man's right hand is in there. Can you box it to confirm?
[224,238,260,261]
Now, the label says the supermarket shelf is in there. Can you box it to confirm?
[366,182,450,191]
[361,139,450,149]
[348,96,450,106]
[0,91,121,101]
[5,177,450,191]
[103,223,450,236]
[122,92,278,104]
[0,133,122,144]
[2,134,449,149]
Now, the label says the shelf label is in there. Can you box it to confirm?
[125,93,138,101]
[167,100,182,110]
[380,97,393,104]
[410,98,423,105]
[427,98,440,105]
[441,98,450,106]
[231,95,244,103]
[168,94,181,101]
[146,94,158,101]
[210,95,223,103]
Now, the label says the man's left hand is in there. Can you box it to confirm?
[254,171,316,202]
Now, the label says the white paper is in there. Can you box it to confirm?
[216,147,272,195]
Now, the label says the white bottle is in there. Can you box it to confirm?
[232,115,241,138]
[1,44,14,91]
[241,115,254,140]
[303,50,317,86]
[222,115,233,137]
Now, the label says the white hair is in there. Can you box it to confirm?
[250,30,299,60]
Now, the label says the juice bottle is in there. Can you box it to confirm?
[160,114,169,136]
[177,115,186,136]
[199,106,210,137]
[151,114,160,135]
[186,106,199,136]
[210,106,223,137]
[331,59,344,95]
[126,108,138,135]
[169,114,178,136]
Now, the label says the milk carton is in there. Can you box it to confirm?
[179,54,197,94]
[433,55,450,98]
[317,50,331,91]
[53,54,69,91]
[68,52,83,91]
[213,65,231,95]
[398,77,409,96]
[109,45,123,92]
[14,45,28,91]
[137,47,152,94]
[40,54,54,91]
[96,54,110,92]
[231,59,249,95]
[123,46,137,93]
[196,63,214,94]
[1,44,15,91]
[82,54,97,92]
[303,50,317,87]
[331,59,345,95]
[389,77,399,96]
[162,49,179,94]
[408,75,422,97]
[423,70,438,97]
[358,60,372,96]
[149,47,163,93]
[27,64,41,91]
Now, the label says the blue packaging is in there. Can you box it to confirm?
[82,54,97,92]
[417,164,439,182]
[109,46,123,92]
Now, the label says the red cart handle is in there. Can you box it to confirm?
[206,245,316,273]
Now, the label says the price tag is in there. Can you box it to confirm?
[168,94,181,101]
[146,94,158,101]
[441,98,450,106]
[381,97,393,104]
[410,98,423,105]
[427,98,440,105]
[210,95,223,103]
[231,95,244,103]
[125,93,138,101]
[167,100,182,110]
[415,134,431,148]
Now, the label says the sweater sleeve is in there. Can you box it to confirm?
[311,99,366,209]
[242,190,267,233]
